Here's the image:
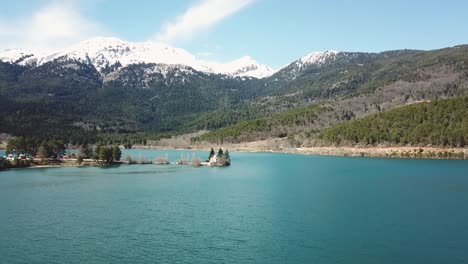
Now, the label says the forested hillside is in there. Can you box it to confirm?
[193,46,468,145]
[320,97,468,147]
[194,104,330,143]
[1,45,468,146]
[182,45,468,134]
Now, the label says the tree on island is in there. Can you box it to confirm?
[205,148,231,166]
[207,148,215,161]
[112,146,122,161]
[98,146,122,164]
[99,147,114,164]
[225,150,230,163]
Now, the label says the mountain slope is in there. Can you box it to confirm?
[1,44,468,145]
[0,59,102,140]
[0,49,37,65]
[0,57,267,140]
[194,104,330,143]
[320,97,468,147]
[193,46,468,145]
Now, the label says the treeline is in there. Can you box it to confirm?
[4,136,123,163]
[0,159,9,171]
[96,133,172,147]
[79,145,122,164]
[320,97,468,147]
[0,158,32,170]
[6,137,66,158]
[2,132,173,152]
[1,136,67,170]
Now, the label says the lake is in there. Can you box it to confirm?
[1,149,468,263]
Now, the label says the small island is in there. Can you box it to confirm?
[202,148,231,167]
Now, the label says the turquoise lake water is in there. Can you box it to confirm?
[1,149,468,263]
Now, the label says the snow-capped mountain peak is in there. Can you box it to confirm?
[206,56,275,79]
[0,37,276,78]
[273,50,341,81]
[0,48,37,65]
[299,50,339,66]
[40,37,208,72]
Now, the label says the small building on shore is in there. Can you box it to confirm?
[200,148,231,167]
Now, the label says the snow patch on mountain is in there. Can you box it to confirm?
[0,48,39,65]
[104,63,201,89]
[205,56,274,78]
[274,50,341,81]
[40,37,210,71]
[0,37,275,78]
[299,50,339,66]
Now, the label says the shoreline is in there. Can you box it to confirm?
[3,142,467,159]
[2,145,467,159]
[2,144,467,172]
[126,143,468,160]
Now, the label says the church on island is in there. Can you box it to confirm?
[203,148,231,167]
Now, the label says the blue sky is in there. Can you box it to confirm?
[0,0,467,68]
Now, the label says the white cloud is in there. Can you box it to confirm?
[155,0,255,44]
[0,2,107,52]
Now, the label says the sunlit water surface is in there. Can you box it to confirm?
[1,149,468,263]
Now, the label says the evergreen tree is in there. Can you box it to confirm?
[218,148,224,157]
[99,147,113,164]
[207,148,215,161]
[95,145,102,158]
[112,146,122,161]
[79,144,92,158]
[37,145,48,160]
[0,158,11,171]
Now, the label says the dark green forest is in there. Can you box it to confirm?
[320,97,468,147]
[194,104,329,143]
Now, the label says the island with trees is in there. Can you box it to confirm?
[203,148,231,167]
[0,136,232,171]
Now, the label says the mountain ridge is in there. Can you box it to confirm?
[0,37,276,79]
[0,37,356,79]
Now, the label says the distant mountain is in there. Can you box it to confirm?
[191,46,468,143]
[0,37,275,78]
